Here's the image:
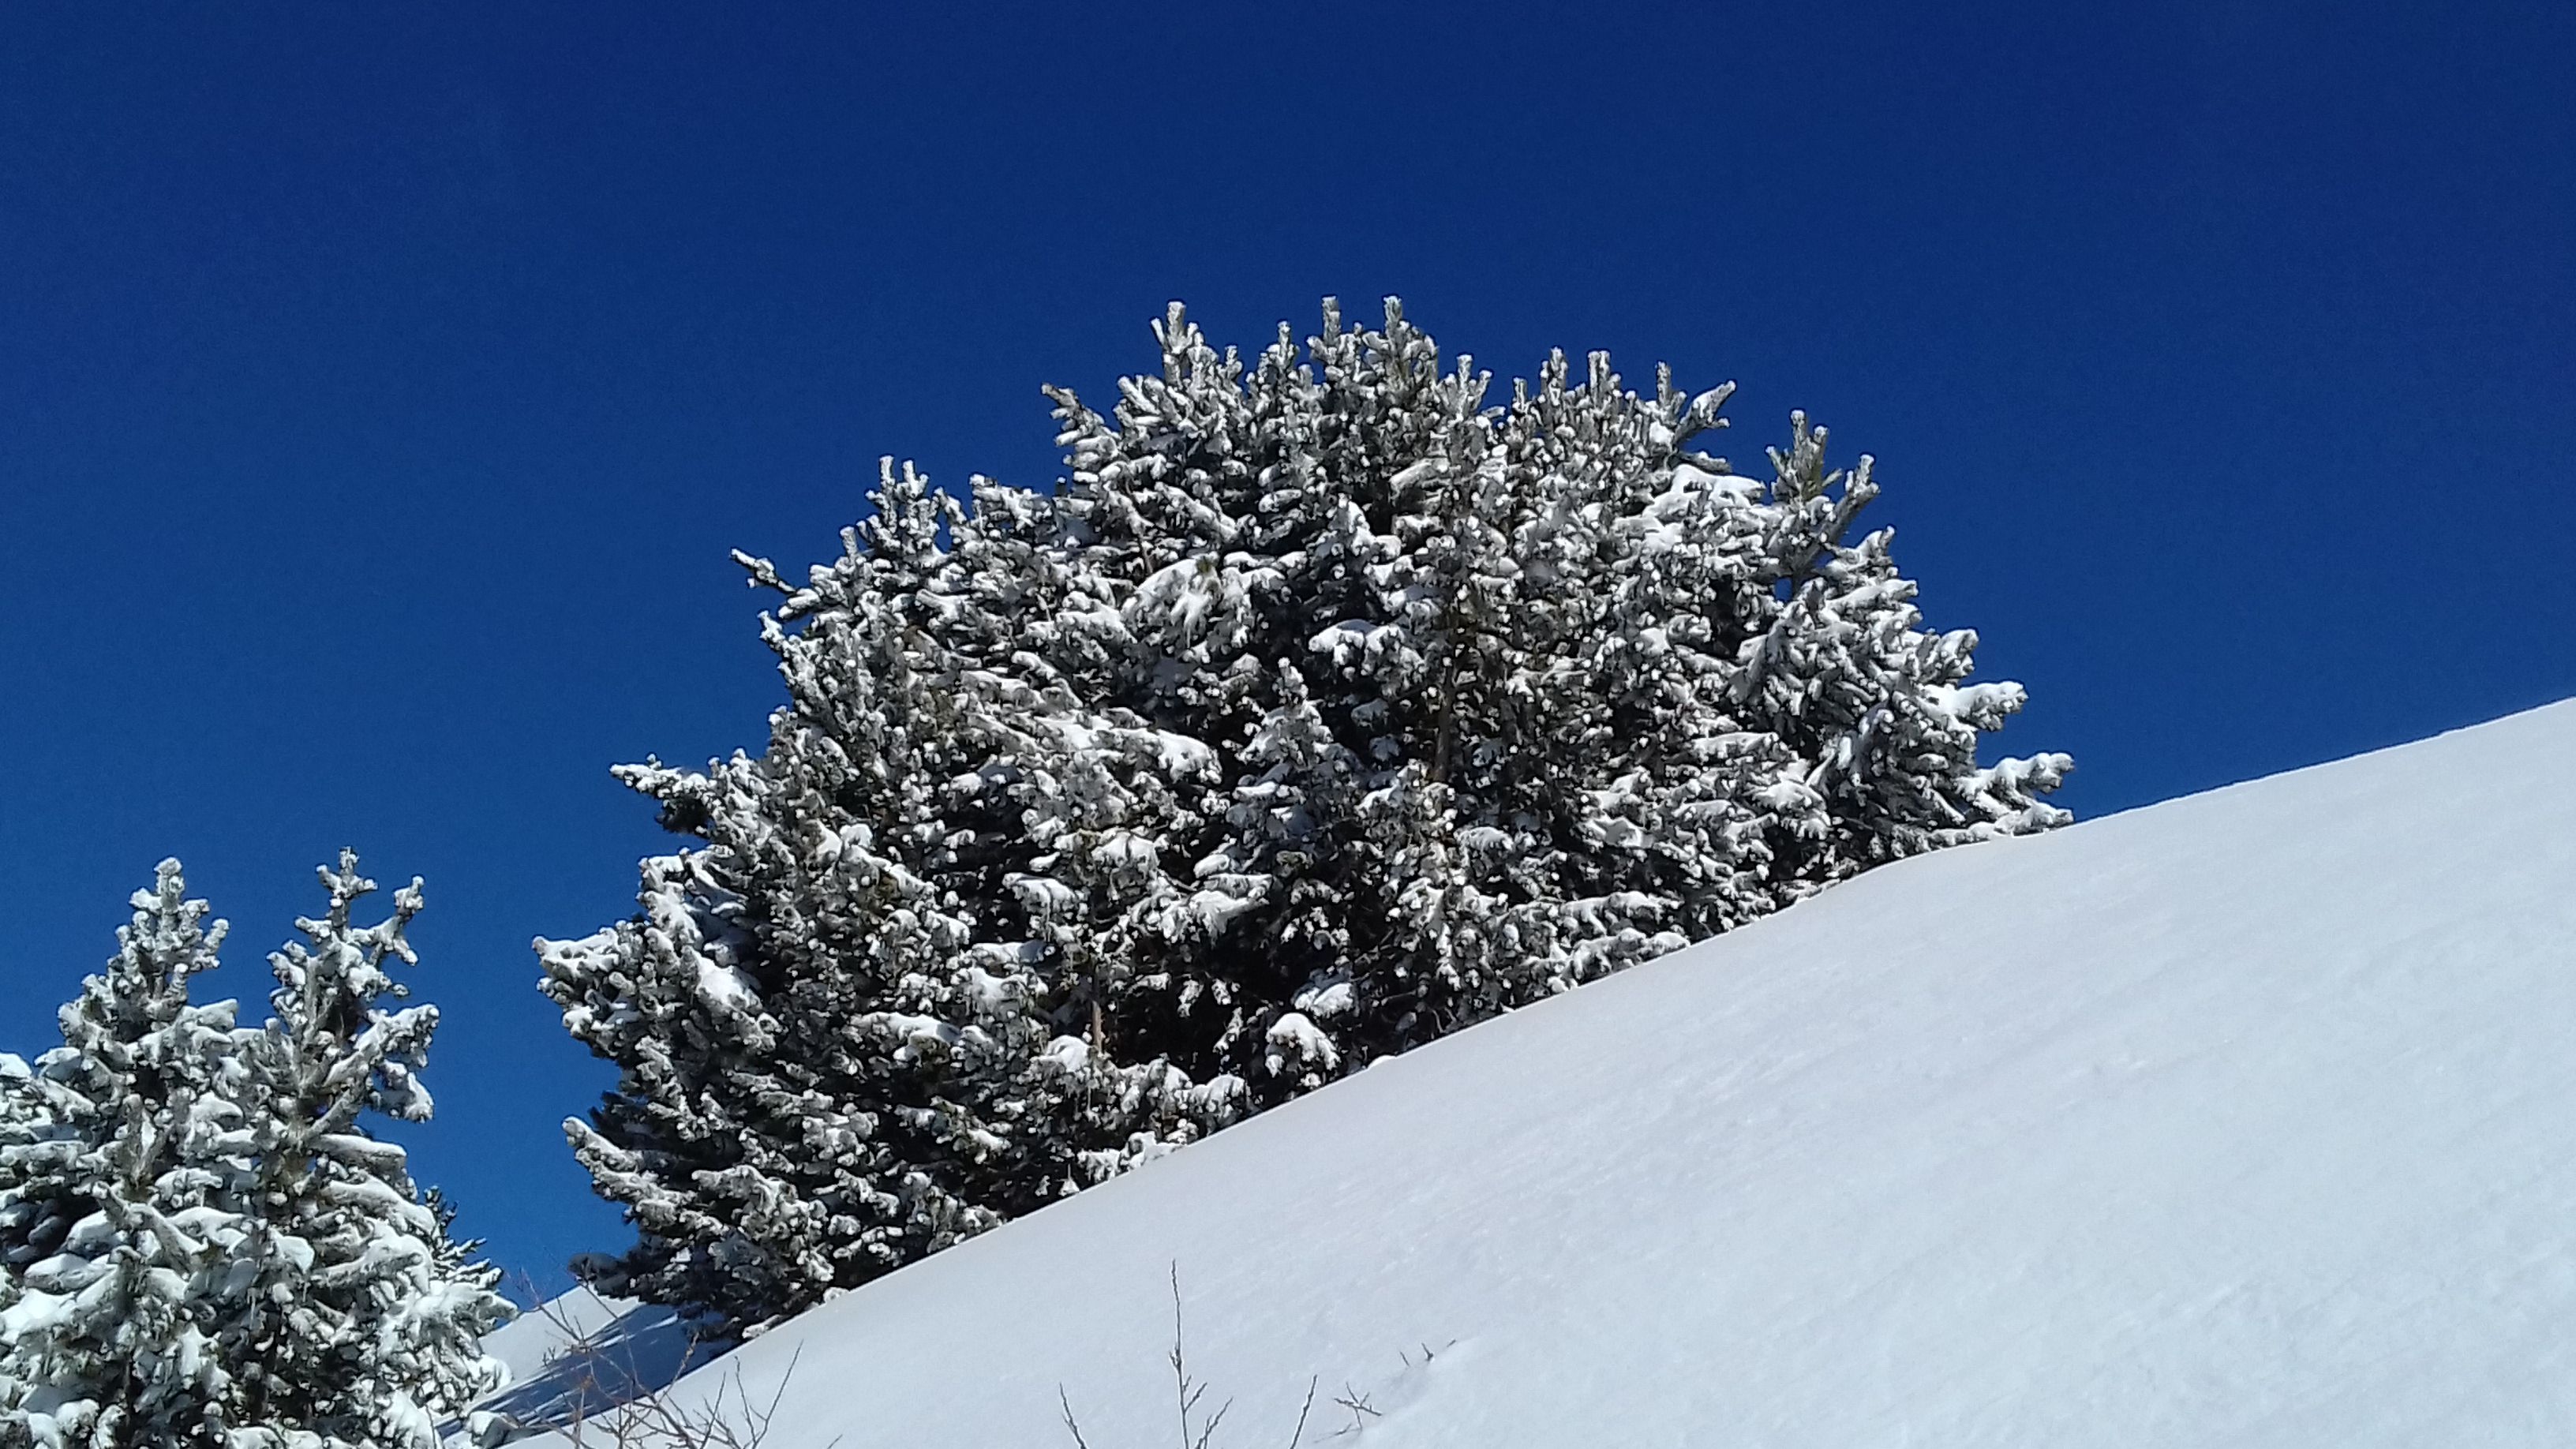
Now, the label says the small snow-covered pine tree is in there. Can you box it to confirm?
[553,299,2070,1331]
[212,853,512,1449]
[2,859,514,1449]
[0,1053,29,1417]
[0,862,244,1449]
[1,859,512,1449]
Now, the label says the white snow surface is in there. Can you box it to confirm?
[501,698,2576,1446]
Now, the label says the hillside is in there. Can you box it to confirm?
[489,698,2576,1446]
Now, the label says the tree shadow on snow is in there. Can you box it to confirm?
[450,1294,737,1444]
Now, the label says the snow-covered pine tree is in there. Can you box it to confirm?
[0,861,245,1449]
[1730,410,2070,878]
[0,1054,44,1395]
[213,853,512,1449]
[554,298,2069,1331]
[0,1050,32,1275]
[0,1053,27,1420]
[542,462,1241,1331]
[0,859,511,1449]
[0,1056,37,1272]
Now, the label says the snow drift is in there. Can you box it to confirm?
[491,698,2576,1446]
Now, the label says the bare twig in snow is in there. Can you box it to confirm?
[1057,1267,1323,1449]
[1058,1385,1094,1449]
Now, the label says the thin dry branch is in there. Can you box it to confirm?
[1056,1267,1323,1449]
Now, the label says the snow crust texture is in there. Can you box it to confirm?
[511,698,2576,1447]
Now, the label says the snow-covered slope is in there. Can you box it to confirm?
[507,698,2576,1447]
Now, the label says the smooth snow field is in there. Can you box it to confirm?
[488,698,2576,1447]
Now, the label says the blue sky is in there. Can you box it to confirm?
[4,3,2570,1296]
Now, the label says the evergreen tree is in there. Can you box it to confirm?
[0,1053,28,1417]
[552,298,2071,1331]
[544,464,1237,1330]
[0,862,244,1449]
[214,853,512,1449]
[0,857,512,1449]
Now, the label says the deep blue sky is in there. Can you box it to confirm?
[4,4,2571,1297]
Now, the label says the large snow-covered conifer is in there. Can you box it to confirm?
[545,466,1237,1329]
[549,298,2069,1331]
